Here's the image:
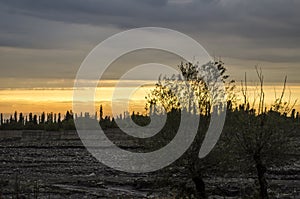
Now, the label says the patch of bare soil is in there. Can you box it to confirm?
[0,130,299,198]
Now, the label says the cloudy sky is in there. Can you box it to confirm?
[0,0,299,88]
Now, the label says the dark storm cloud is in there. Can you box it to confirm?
[1,0,299,31]
[0,0,299,83]
[0,0,299,51]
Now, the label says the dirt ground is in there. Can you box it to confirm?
[0,130,299,198]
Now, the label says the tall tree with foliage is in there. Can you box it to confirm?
[146,60,234,198]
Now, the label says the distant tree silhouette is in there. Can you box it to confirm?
[33,115,38,125]
[14,111,17,123]
[41,112,45,124]
[62,110,75,130]
[18,113,24,125]
[65,111,73,121]
[29,113,33,123]
[9,115,13,124]
[100,105,104,121]
[0,113,3,126]
[58,113,61,123]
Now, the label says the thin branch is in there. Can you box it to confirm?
[278,76,287,108]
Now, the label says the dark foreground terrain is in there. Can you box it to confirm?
[0,130,299,198]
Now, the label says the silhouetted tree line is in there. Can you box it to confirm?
[0,106,152,131]
[0,110,74,131]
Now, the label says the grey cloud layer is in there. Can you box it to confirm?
[0,0,299,82]
[1,1,299,33]
[1,0,299,51]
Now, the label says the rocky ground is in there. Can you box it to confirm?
[0,130,299,198]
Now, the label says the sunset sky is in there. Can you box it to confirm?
[0,0,299,116]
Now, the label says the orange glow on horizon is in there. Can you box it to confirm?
[0,81,300,118]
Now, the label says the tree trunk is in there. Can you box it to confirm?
[192,175,207,199]
[254,154,269,199]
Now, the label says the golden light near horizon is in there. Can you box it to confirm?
[0,80,156,118]
[0,79,300,119]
